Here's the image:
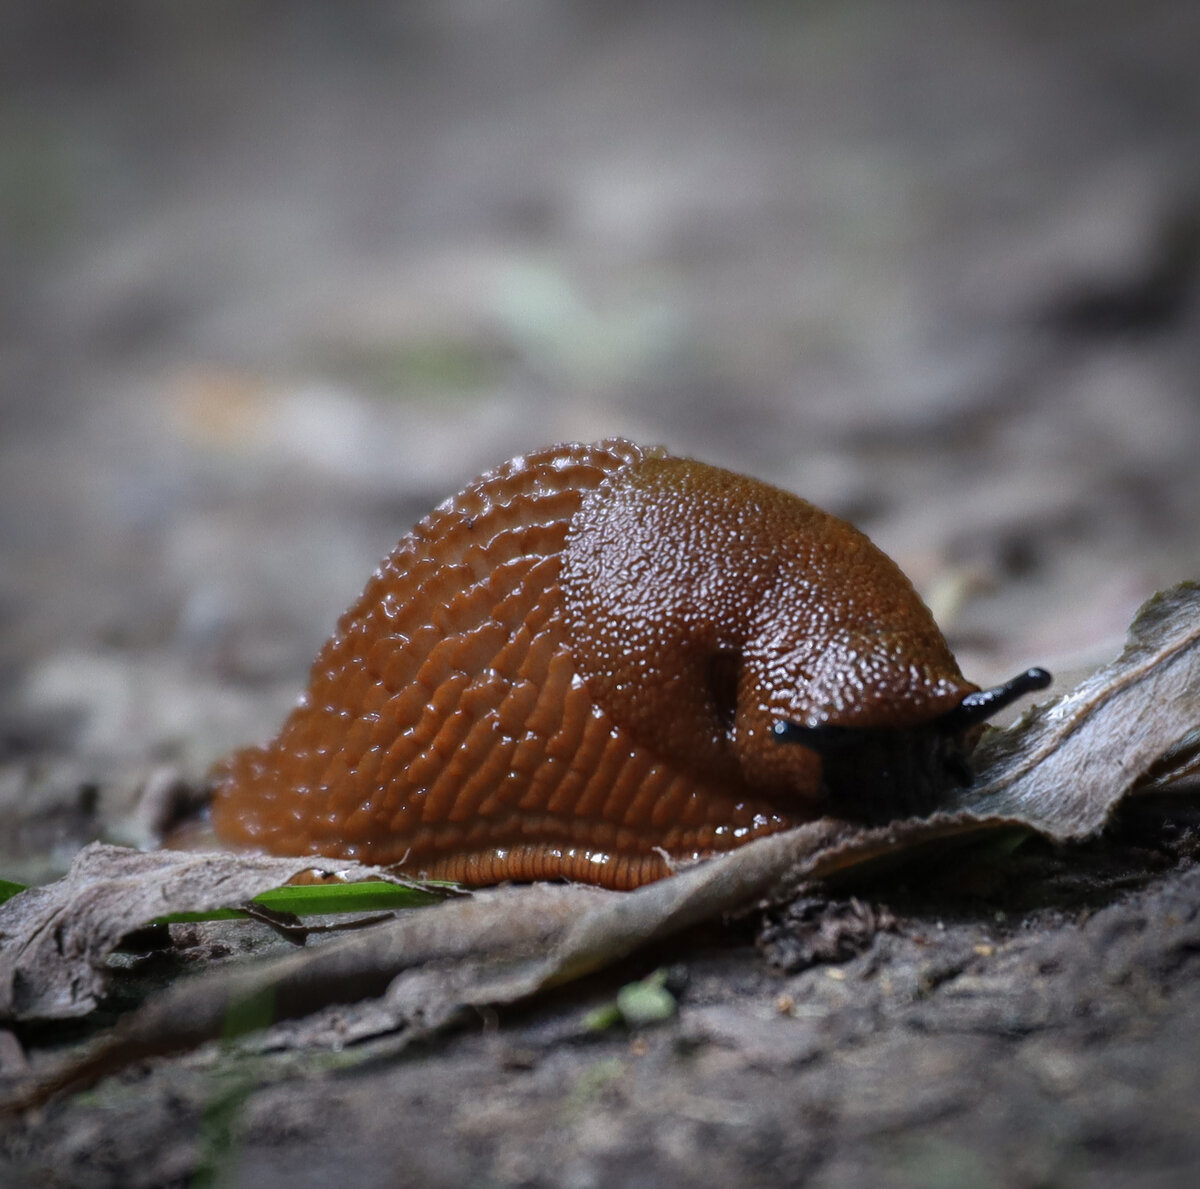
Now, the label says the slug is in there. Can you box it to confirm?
[210,438,1049,890]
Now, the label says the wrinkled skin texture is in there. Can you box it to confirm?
[211,440,976,889]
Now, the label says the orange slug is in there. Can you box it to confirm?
[210,438,1048,890]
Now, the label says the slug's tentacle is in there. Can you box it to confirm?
[936,667,1052,732]
[211,438,1044,890]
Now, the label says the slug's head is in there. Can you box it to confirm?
[562,453,1051,825]
[719,532,1053,819]
[765,666,1051,821]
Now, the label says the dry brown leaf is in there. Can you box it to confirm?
[2,581,1198,1111]
[0,820,924,1110]
[959,581,1200,831]
[0,844,433,1021]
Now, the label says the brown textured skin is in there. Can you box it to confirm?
[210,438,976,890]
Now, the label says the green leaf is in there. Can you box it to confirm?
[582,1002,623,1031]
[584,968,677,1031]
[0,878,27,907]
[615,968,676,1027]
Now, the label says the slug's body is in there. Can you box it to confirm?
[211,439,1047,890]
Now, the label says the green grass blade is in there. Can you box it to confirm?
[150,878,450,924]
[0,874,451,922]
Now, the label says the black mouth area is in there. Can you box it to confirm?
[769,666,1051,823]
[771,719,973,822]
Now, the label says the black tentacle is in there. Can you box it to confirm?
[937,667,1051,734]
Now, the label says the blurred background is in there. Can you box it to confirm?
[3,0,1199,878]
